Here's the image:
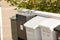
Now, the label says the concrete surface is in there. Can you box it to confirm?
[1,0,17,40]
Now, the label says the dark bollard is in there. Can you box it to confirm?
[10,16,18,40]
[54,25,60,40]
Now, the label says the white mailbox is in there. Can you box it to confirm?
[39,18,60,40]
[24,16,47,40]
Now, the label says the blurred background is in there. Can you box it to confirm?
[0,0,60,40]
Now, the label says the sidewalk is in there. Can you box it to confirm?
[1,1,17,40]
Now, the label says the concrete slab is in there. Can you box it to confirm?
[1,1,17,40]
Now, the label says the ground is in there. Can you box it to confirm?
[1,0,17,40]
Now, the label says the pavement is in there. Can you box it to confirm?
[1,0,17,40]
